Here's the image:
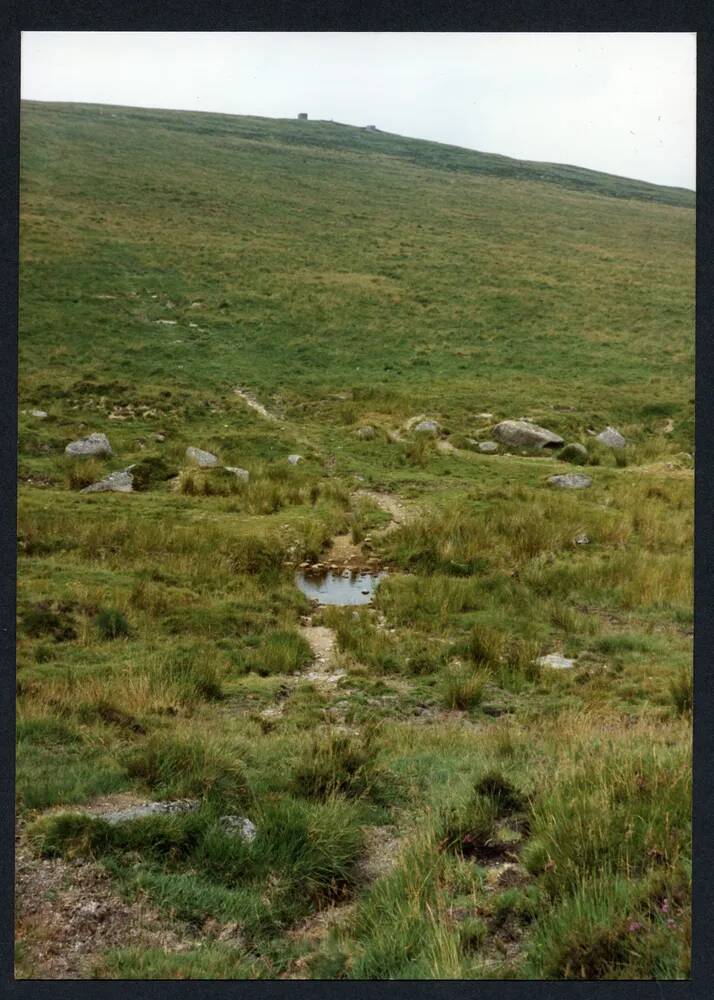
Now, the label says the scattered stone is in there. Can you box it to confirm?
[98,799,200,824]
[574,532,590,545]
[475,412,494,420]
[219,815,257,842]
[537,653,576,670]
[30,409,48,419]
[224,466,250,483]
[478,441,499,454]
[595,426,626,449]
[414,419,440,435]
[287,454,303,465]
[356,426,376,440]
[548,473,592,489]
[185,446,219,467]
[492,420,564,449]
[153,433,166,442]
[80,466,135,494]
[65,432,112,457]
[155,319,177,326]
[558,442,589,465]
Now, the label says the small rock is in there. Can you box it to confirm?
[80,466,135,494]
[414,419,440,435]
[492,420,564,449]
[595,426,626,449]
[287,454,303,465]
[65,432,112,457]
[186,446,219,467]
[224,466,250,483]
[219,815,257,841]
[537,653,576,670]
[30,409,48,419]
[574,532,590,545]
[548,473,592,489]
[478,441,499,454]
[155,319,177,326]
[356,426,376,440]
[154,433,166,442]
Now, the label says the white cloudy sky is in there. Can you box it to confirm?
[21,32,696,189]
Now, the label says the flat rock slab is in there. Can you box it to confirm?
[478,441,499,453]
[548,473,592,489]
[492,420,564,449]
[81,466,135,493]
[31,409,48,419]
[596,426,626,448]
[537,653,576,670]
[65,432,112,457]
[186,446,219,467]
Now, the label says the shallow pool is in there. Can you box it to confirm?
[295,569,386,606]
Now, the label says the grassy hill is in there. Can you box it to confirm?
[16,101,693,980]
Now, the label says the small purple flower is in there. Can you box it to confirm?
[667,919,676,930]
[628,921,644,933]
[660,898,669,914]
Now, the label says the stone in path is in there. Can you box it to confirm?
[414,419,440,435]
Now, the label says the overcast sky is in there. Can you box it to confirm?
[21,32,696,190]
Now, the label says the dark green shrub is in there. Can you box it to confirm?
[131,454,178,491]
[96,608,130,640]
[558,443,589,465]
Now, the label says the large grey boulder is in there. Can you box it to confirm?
[492,420,564,449]
[414,419,440,435]
[595,426,626,449]
[225,466,250,483]
[186,446,219,467]
[548,473,592,489]
[478,441,499,454]
[81,466,135,494]
[65,432,112,457]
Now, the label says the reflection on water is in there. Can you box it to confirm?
[295,569,386,606]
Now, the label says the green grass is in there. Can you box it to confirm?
[16,99,693,981]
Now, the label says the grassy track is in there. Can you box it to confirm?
[16,100,693,980]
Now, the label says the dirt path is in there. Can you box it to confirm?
[299,624,345,688]
[15,824,201,979]
[352,489,408,526]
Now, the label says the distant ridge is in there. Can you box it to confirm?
[21,100,695,210]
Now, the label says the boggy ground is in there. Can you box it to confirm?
[16,101,693,980]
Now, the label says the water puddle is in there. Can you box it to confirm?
[295,569,386,606]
